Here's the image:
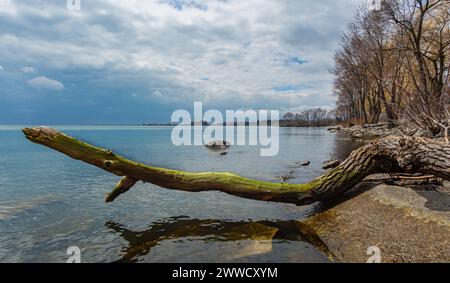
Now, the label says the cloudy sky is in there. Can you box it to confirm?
[0,0,363,124]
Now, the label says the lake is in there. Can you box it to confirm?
[0,126,360,263]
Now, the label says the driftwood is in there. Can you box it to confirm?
[22,127,450,206]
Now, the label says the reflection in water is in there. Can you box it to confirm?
[0,127,362,262]
[106,217,331,263]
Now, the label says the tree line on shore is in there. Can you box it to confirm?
[281,108,337,127]
[143,108,338,128]
[332,0,450,137]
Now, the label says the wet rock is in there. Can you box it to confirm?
[298,161,310,166]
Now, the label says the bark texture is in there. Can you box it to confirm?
[22,127,450,206]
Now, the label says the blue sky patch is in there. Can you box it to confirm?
[272,84,308,93]
[284,57,309,65]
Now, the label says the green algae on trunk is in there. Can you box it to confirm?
[22,127,450,206]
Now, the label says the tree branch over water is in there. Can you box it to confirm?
[22,127,450,206]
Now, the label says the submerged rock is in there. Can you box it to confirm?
[0,196,60,221]
[279,175,295,182]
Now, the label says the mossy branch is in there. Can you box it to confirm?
[22,127,450,206]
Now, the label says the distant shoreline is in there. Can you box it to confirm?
[0,123,334,129]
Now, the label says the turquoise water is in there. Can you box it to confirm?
[0,126,359,263]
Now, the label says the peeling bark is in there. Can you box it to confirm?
[22,127,450,206]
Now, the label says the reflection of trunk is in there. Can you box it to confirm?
[106,218,330,263]
[23,127,450,206]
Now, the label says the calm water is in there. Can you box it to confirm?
[0,126,360,263]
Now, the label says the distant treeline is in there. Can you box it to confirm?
[332,0,450,136]
[142,108,337,128]
[280,108,337,127]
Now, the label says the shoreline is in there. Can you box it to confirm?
[299,124,450,263]
[300,182,450,263]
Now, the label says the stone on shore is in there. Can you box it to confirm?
[339,124,399,140]
[301,183,450,263]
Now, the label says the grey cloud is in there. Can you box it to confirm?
[0,0,362,123]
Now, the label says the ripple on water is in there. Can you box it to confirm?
[0,127,360,262]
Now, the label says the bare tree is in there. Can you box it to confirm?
[385,0,450,135]
[333,0,450,136]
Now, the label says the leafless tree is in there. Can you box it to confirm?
[333,0,450,137]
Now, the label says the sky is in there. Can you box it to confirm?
[0,0,363,124]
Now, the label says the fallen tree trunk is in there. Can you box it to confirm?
[22,127,450,206]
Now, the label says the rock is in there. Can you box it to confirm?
[301,184,450,263]
[295,161,311,166]
[363,123,391,129]
[328,126,342,132]
[322,160,341,170]
[279,175,295,182]
[352,132,363,139]
[220,152,228,156]
[205,140,230,150]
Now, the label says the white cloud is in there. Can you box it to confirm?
[0,0,17,15]
[0,65,4,71]
[27,76,64,91]
[1,0,362,110]
[22,66,37,73]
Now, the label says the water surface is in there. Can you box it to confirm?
[0,126,360,263]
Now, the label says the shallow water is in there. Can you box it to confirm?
[0,126,360,263]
